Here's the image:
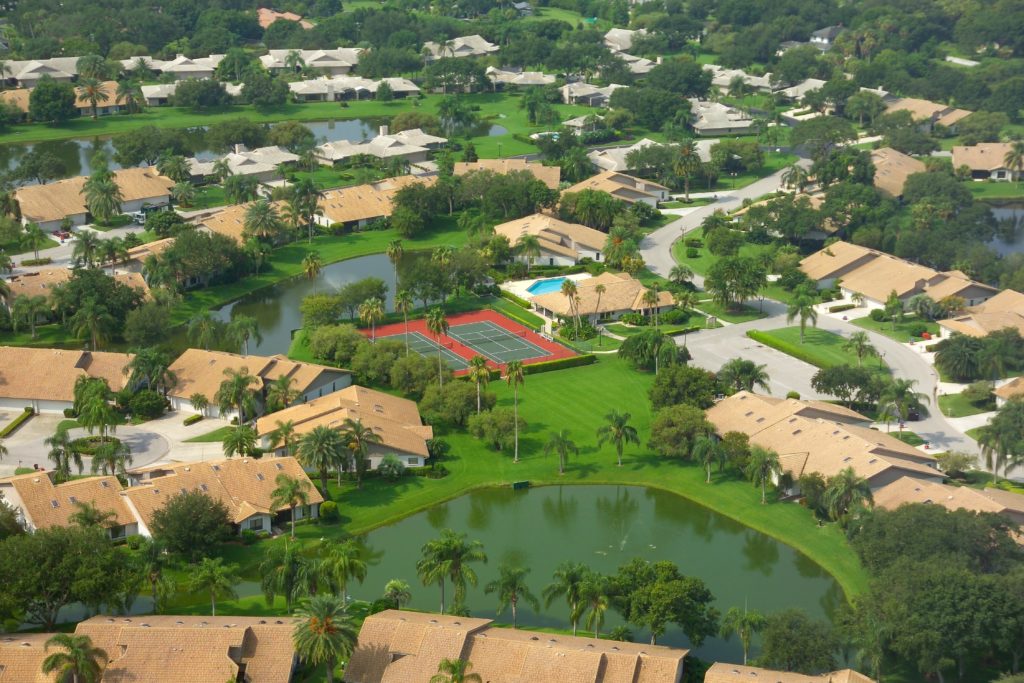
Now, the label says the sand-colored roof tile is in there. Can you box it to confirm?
[563,171,667,205]
[0,346,132,402]
[15,167,173,224]
[952,142,1015,172]
[494,213,607,259]
[870,147,925,197]
[0,633,59,683]
[454,159,561,189]
[1,471,134,530]
[316,175,437,225]
[704,663,875,683]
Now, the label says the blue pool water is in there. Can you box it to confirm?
[526,277,569,295]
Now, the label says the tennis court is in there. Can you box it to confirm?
[447,320,550,364]
[400,331,470,370]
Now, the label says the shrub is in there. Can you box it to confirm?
[786,390,801,399]
[684,237,703,248]
[869,309,886,322]
[660,308,691,325]
[319,500,340,523]
[499,289,532,309]
[0,407,34,438]
[378,454,407,480]
[63,408,76,418]
[183,414,204,426]
[240,530,258,546]
[558,320,597,341]
[828,303,856,313]
[522,354,596,375]
[686,247,699,258]
[619,312,647,326]
[20,257,53,267]
[907,322,929,338]
[129,390,165,420]
[126,534,143,550]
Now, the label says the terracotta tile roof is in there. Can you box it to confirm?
[563,171,667,204]
[256,385,431,457]
[167,348,347,404]
[74,80,128,109]
[257,7,313,29]
[345,610,687,683]
[530,272,673,317]
[454,159,561,190]
[0,471,135,530]
[15,168,173,224]
[493,213,606,257]
[75,614,297,683]
[0,346,132,402]
[0,88,30,113]
[124,456,323,526]
[952,142,1015,172]
[869,147,925,197]
[704,663,875,683]
[317,175,436,225]
[0,633,59,683]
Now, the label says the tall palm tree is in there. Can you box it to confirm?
[579,573,610,639]
[188,312,221,351]
[842,331,875,367]
[720,607,766,665]
[443,530,487,607]
[69,299,116,350]
[544,429,578,475]
[386,239,404,285]
[222,424,257,457]
[188,557,240,616]
[358,297,385,342]
[171,181,195,207]
[228,314,262,356]
[430,658,483,683]
[718,358,771,393]
[11,294,49,339]
[744,445,782,504]
[292,595,358,683]
[339,417,382,488]
[327,539,368,602]
[271,473,312,539]
[673,138,702,201]
[302,252,323,283]
[259,540,309,613]
[878,378,929,435]
[46,427,83,482]
[593,283,606,337]
[1004,139,1024,186]
[426,307,450,388]
[395,290,414,355]
[42,633,107,683]
[211,158,234,184]
[485,563,540,629]
[71,229,101,267]
[824,466,873,522]
[156,154,191,183]
[22,222,47,262]
[467,355,490,414]
[417,533,453,614]
[270,419,297,455]
[692,434,722,483]
[384,579,413,609]
[214,367,259,425]
[516,234,542,273]
[543,562,588,636]
[82,179,123,223]
[786,290,818,343]
[77,77,110,119]
[781,164,810,193]
[596,410,639,467]
[298,425,346,494]
[243,199,283,243]
[504,360,525,463]
[669,264,694,287]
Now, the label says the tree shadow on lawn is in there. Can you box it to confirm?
[341,474,426,509]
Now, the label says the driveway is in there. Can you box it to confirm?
[9,224,148,273]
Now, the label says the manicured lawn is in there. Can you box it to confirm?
[967,181,1024,200]
[851,315,939,343]
[697,298,767,324]
[671,228,774,278]
[0,324,81,349]
[706,152,797,192]
[965,426,984,441]
[186,185,228,211]
[938,391,995,418]
[748,327,891,375]
[604,321,703,337]
[661,198,715,209]
[890,431,925,447]
[3,235,60,257]
[289,166,369,191]
[183,426,234,443]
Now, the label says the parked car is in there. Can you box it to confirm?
[907,408,921,421]
[131,211,147,225]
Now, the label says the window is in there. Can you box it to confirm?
[256,473,265,481]
[274,462,283,470]
[50,500,59,508]
[248,517,265,531]
[68,496,77,504]
[407,457,418,465]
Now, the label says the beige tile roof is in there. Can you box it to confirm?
[530,271,674,317]
[257,7,313,28]
[799,241,878,281]
[995,377,1024,401]
[75,614,297,683]
[15,168,173,224]
[939,288,1024,337]
[0,88,30,113]
[0,633,59,683]
[494,213,607,258]
[704,663,875,683]
[317,175,437,225]
[200,200,288,244]
[873,475,1024,518]
[1,471,135,530]
[125,237,175,264]
[706,392,939,485]
[563,171,667,205]
[884,97,972,127]
[344,610,687,683]
[256,384,432,457]
[124,456,323,526]
[869,147,925,197]
[952,142,1015,172]
[0,346,132,402]
[74,80,128,110]
[167,348,346,404]
[454,159,561,190]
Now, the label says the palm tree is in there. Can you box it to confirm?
[171,181,196,207]
[271,473,311,539]
[188,312,221,351]
[68,500,116,529]
[673,138,703,201]
[516,234,542,273]
[156,154,191,183]
[386,239,404,285]
[467,355,491,415]
[596,410,639,467]
[259,540,312,614]
[265,376,298,414]
[559,278,580,337]
[215,367,259,425]
[77,77,110,119]
[878,378,929,435]
[22,222,47,261]
[228,314,262,356]
[718,358,771,393]
[430,658,483,683]
[211,157,234,184]
[669,264,694,287]
[395,290,414,355]
[579,573,610,639]
[824,467,873,522]
[358,297,385,342]
[720,607,766,665]
[1004,139,1024,186]
[46,427,83,482]
[744,445,782,504]
[298,425,346,494]
[786,290,819,343]
[327,539,368,602]
[82,179,123,224]
[543,562,588,636]
[339,417,382,488]
[69,299,116,350]
[188,557,240,616]
[42,633,107,683]
[781,164,810,193]
[485,563,540,629]
[270,419,298,455]
[222,424,257,457]
[243,199,283,243]
[293,595,358,683]
[505,360,526,463]
[384,579,412,609]
[593,283,607,339]
[842,331,875,367]
[418,529,487,612]
[11,294,49,339]
[190,393,209,417]
[643,287,661,327]
[544,429,579,475]
[71,229,101,267]
[417,533,452,614]
[302,252,323,283]
[692,434,722,483]
[426,307,450,388]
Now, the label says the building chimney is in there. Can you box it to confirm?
[379,124,389,137]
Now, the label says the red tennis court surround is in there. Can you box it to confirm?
[365,309,576,371]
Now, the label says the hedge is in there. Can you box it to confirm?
[828,303,856,313]
[21,257,53,267]
[499,289,532,309]
[746,330,832,369]
[183,414,204,426]
[523,354,596,375]
[0,407,34,438]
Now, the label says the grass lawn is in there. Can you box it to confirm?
[938,391,995,418]
[182,356,867,618]
[851,315,939,343]
[671,228,774,278]
[748,327,891,375]
[890,431,925,447]
[185,185,228,211]
[183,426,235,443]
[965,426,984,441]
[0,324,81,349]
[604,321,702,337]
[3,235,60,257]
[967,181,1024,200]
[661,198,715,209]
[289,166,368,191]
[697,298,767,324]
[705,152,797,193]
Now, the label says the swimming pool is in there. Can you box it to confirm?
[526,277,569,296]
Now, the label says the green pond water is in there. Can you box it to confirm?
[347,485,845,661]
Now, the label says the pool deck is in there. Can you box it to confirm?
[501,272,592,301]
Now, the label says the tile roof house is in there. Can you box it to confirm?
[262,47,362,75]
[125,456,324,535]
[288,75,419,101]
[587,138,717,173]
[869,147,926,199]
[800,241,998,307]
[0,346,133,413]
[0,471,137,537]
[689,99,756,136]
[530,271,675,323]
[423,35,499,61]
[873,475,1024,530]
[14,167,174,230]
[140,82,177,106]
[952,142,1019,181]
[73,80,130,116]
[884,97,972,132]
[167,348,351,418]
[705,392,942,491]
[485,66,556,88]
[315,127,443,165]
[344,610,687,683]
[563,170,669,206]
[775,78,827,102]
[494,213,607,266]
[0,633,59,682]
[703,65,774,93]
[0,88,30,116]
[618,52,658,75]
[1,57,79,87]
[938,288,1024,338]
[994,379,1024,406]
[3,268,150,307]
[128,54,225,80]
[453,158,561,189]
[188,145,299,183]
[809,25,844,49]
[560,81,626,107]
[256,385,433,468]
[200,199,288,244]
[315,175,438,228]
[705,663,874,683]
[257,7,314,29]
[604,28,648,52]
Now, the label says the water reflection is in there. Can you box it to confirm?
[742,530,780,576]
